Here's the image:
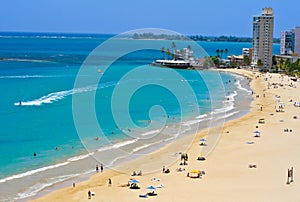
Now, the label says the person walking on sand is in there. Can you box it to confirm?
[88,190,91,199]
[100,164,103,172]
[96,164,99,172]
[108,178,112,186]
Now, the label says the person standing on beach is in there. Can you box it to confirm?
[100,164,103,172]
[108,178,112,186]
[96,164,99,172]
[88,190,91,199]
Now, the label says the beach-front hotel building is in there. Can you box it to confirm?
[252,7,274,69]
[294,27,300,56]
[280,27,300,56]
[280,30,295,55]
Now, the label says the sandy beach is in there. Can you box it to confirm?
[31,69,300,202]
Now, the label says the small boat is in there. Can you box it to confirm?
[97,69,102,73]
[151,59,190,69]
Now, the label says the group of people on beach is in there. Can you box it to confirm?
[96,164,103,172]
[131,170,142,176]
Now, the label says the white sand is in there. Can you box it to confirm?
[31,69,300,202]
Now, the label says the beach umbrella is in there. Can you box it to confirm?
[146,185,157,190]
[190,170,200,174]
[253,131,260,137]
[129,179,139,184]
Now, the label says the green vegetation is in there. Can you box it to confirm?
[273,58,300,76]
[131,33,280,43]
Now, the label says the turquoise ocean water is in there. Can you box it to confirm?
[0,32,279,201]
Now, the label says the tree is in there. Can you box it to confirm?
[161,47,165,59]
[243,55,250,66]
[225,48,229,58]
[171,41,176,55]
[216,49,220,57]
[210,56,220,66]
[272,55,277,66]
[220,49,224,58]
[257,59,263,67]
[230,61,237,68]
[166,48,171,59]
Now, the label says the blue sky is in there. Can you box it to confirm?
[0,0,298,37]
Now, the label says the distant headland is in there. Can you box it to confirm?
[131,32,280,43]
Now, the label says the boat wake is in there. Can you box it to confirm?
[14,81,116,106]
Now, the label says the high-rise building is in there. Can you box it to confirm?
[294,27,300,56]
[252,7,274,69]
[280,31,294,55]
[280,27,300,56]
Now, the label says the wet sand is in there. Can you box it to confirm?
[31,69,300,202]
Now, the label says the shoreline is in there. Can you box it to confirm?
[28,68,300,201]
[2,68,249,202]
[28,68,259,201]
[14,69,249,201]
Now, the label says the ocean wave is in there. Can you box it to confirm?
[211,91,237,115]
[0,75,58,79]
[182,116,213,126]
[96,139,138,152]
[15,174,81,200]
[0,162,69,184]
[14,81,116,106]
[195,114,208,119]
[67,153,94,162]
[132,144,152,152]
[2,58,56,63]
[215,111,240,121]
[140,129,161,137]
[226,90,238,102]
[235,80,252,94]
[0,139,137,184]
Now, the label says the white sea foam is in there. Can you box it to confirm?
[14,81,116,106]
[0,139,136,184]
[215,111,240,121]
[97,139,138,152]
[0,162,69,184]
[0,75,57,79]
[182,116,212,126]
[132,144,152,152]
[140,129,161,137]
[67,152,94,162]
[15,174,80,200]
[226,90,238,102]
[195,114,208,119]
[3,58,54,63]
[235,80,252,94]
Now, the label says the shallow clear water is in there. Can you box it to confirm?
[0,32,273,201]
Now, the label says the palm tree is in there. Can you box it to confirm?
[171,41,176,59]
[216,49,220,57]
[220,49,224,58]
[161,47,165,59]
[166,48,171,60]
[257,59,263,67]
[225,48,229,58]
